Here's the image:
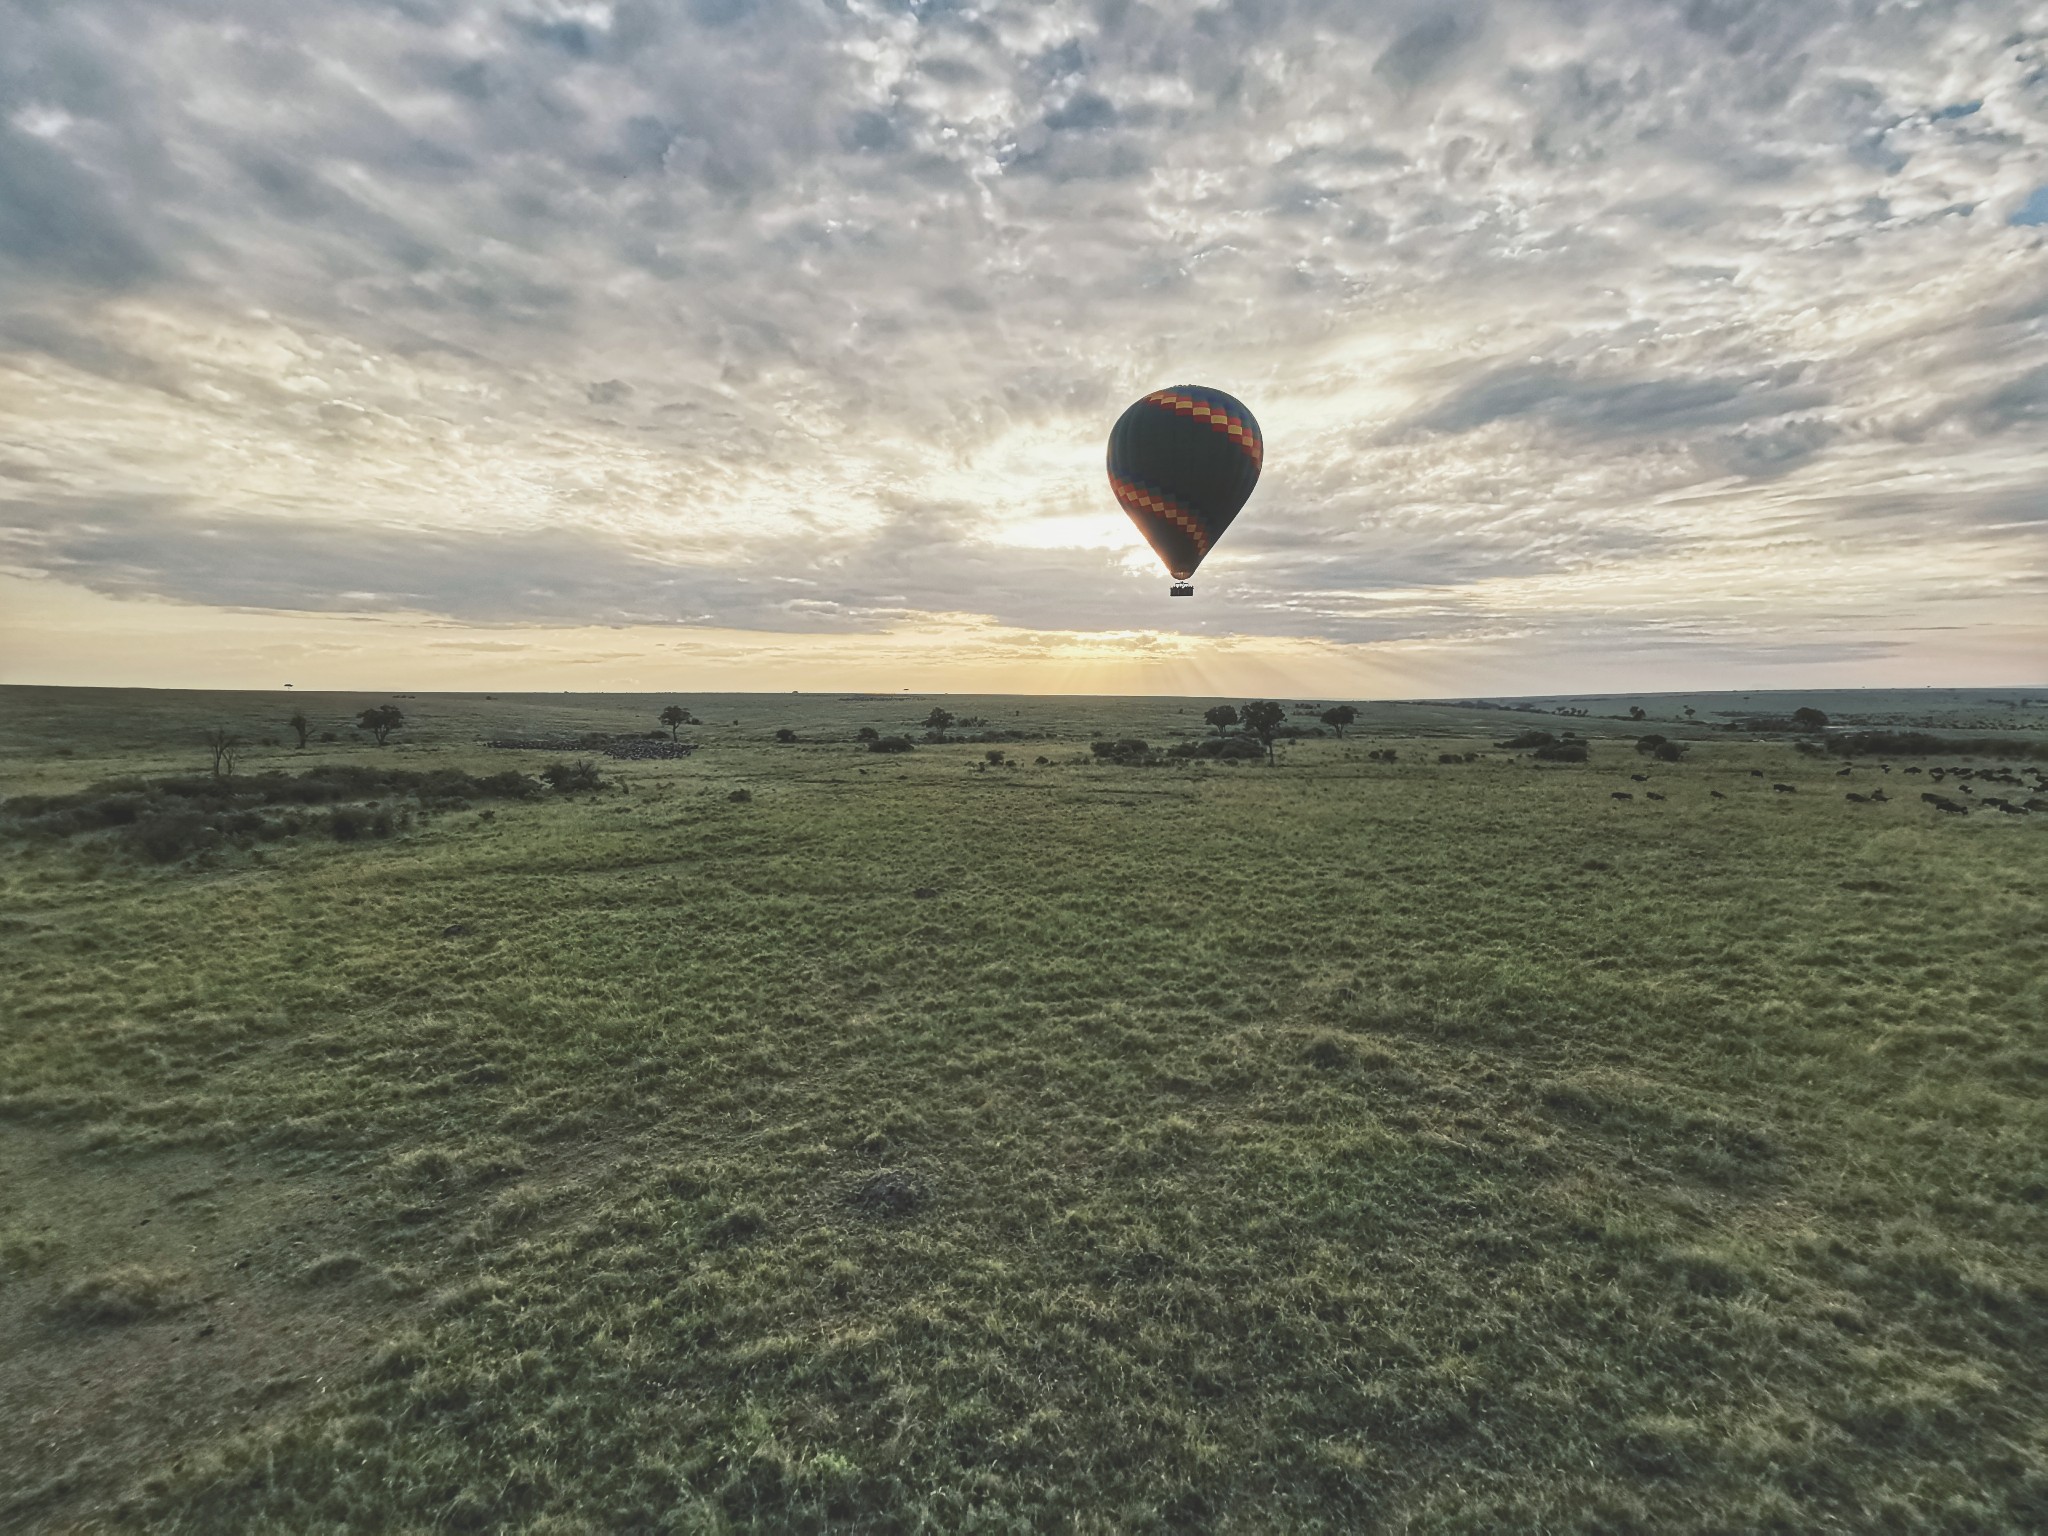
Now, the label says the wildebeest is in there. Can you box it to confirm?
[1773,783,1797,793]
[1869,789,1888,802]
[1611,791,1633,801]
[1750,769,1765,777]
[1846,793,1868,803]
[2025,798,2048,813]
[1921,792,1967,814]
[1836,767,1852,776]
[1998,802,2027,815]
[1646,791,1666,801]
[1710,790,1725,799]
[1630,773,1649,782]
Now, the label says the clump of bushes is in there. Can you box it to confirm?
[539,760,605,793]
[867,736,915,754]
[1167,737,1265,761]
[1636,735,1688,762]
[329,806,394,841]
[1533,740,1589,763]
[774,728,798,743]
[1825,731,2048,761]
[1091,739,1162,764]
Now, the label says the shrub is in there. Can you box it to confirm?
[540,760,604,793]
[774,728,797,743]
[1496,731,1558,750]
[1167,737,1263,761]
[856,727,879,742]
[319,731,336,742]
[1533,741,1589,763]
[986,750,1006,765]
[1653,742,1687,762]
[329,806,393,841]
[1090,739,1154,762]
[1634,735,1668,753]
[126,811,211,863]
[868,736,915,754]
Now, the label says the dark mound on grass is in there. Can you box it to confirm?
[852,1171,926,1219]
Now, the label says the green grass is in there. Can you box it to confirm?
[2,687,2044,1531]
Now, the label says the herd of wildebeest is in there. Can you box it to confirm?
[1606,760,2048,813]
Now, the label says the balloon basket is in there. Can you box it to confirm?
[1169,583,1194,597]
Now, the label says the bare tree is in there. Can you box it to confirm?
[205,725,243,780]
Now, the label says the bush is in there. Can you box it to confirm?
[1167,737,1263,761]
[1367,748,1399,762]
[868,736,915,754]
[125,811,211,863]
[986,750,1005,765]
[1533,741,1589,763]
[539,760,605,793]
[1634,735,1669,753]
[318,731,336,742]
[1090,739,1156,762]
[1496,731,1558,750]
[857,727,879,742]
[329,806,393,841]
[1653,742,1687,762]
[774,728,797,743]
[1825,731,2048,761]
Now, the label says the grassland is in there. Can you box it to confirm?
[2,685,2044,1532]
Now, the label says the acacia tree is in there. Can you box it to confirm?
[357,705,405,746]
[1793,706,1830,730]
[205,725,242,780]
[1203,704,1239,735]
[288,710,311,749]
[659,705,697,741]
[924,707,955,738]
[1240,700,1287,765]
[1320,705,1357,738]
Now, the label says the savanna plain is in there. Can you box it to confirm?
[2,684,2044,1533]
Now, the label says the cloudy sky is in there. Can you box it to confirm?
[2,0,2044,695]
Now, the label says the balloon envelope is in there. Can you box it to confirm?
[1107,386,1262,581]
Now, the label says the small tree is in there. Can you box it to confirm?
[1628,705,1647,722]
[1240,701,1287,765]
[204,725,242,780]
[357,705,405,746]
[1203,704,1240,735]
[659,705,697,741]
[1683,706,1696,719]
[924,708,955,737]
[1320,705,1357,738]
[1793,706,1830,730]
[288,710,311,749]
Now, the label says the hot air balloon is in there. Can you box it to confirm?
[1107,385,1262,596]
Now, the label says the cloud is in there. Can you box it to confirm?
[0,0,2043,685]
